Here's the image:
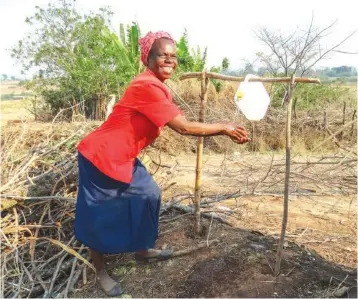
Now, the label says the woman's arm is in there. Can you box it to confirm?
[167,115,249,143]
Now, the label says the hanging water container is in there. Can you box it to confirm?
[234,74,271,121]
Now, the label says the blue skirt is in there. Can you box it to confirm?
[74,152,161,254]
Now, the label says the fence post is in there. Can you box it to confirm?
[193,71,209,234]
[343,101,346,125]
[274,74,295,276]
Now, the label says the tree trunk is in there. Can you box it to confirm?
[274,75,295,276]
[93,94,107,120]
[194,71,209,234]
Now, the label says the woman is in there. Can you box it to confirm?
[74,31,249,296]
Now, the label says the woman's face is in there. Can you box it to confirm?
[147,38,177,82]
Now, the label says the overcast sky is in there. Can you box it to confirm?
[1,0,357,78]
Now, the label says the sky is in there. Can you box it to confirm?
[0,0,357,78]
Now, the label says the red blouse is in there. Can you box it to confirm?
[77,70,182,183]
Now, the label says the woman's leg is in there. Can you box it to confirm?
[91,249,124,296]
[132,167,172,259]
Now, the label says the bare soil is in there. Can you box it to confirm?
[73,216,356,298]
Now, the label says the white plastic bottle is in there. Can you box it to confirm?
[234,74,271,121]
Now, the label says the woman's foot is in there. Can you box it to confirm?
[90,249,124,297]
[135,248,173,261]
[97,269,124,297]
[136,249,163,258]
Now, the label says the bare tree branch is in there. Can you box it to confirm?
[304,30,357,72]
[333,50,358,54]
[255,16,356,78]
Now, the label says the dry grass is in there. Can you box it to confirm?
[0,119,193,297]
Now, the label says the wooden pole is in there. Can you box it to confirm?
[251,122,256,151]
[274,74,295,276]
[342,101,346,125]
[193,71,209,234]
[179,72,320,84]
[351,110,356,138]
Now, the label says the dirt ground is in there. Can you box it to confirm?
[155,153,357,267]
[71,152,357,298]
[73,217,356,298]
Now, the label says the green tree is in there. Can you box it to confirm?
[209,66,223,92]
[221,57,229,71]
[257,67,268,77]
[192,46,207,72]
[174,30,230,93]
[243,62,255,75]
[11,0,141,119]
[176,29,194,72]
[1,74,8,81]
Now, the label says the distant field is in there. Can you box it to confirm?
[1,80,33,100]
[322,76,357,85]
[340,84,357,94]
[1,81,34,124]
[1,80,29,93]
[0,99,34,125]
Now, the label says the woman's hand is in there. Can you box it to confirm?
[222,123,249,144]
[167,115,249,143]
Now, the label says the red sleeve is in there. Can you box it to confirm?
[134,82,182,127]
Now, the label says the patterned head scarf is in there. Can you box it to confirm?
[139,31,175,66]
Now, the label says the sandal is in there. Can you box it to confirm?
[98,281,125,297]
[135,249,173,262]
